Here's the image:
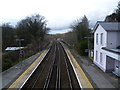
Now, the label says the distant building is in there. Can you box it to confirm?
[5,47,24,51]
[93,21,120,76]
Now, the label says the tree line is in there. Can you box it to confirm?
[62,15,92,55]
[105,1,120,22]
[2,14,50,71]
[2,14,50,52]
[62,1,120,56]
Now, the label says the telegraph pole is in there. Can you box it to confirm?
[16,39,24,51]
[16,39,24,69]
[84,37,93,58]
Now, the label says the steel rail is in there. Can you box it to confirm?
[43,43,57,89]
[55,44,61,89]
[21,41,81,89]
[58,42,72,89]
[56,67,58,88]
[55,45,59,89]
[57,47,61,89]
[60,41,82,89]
[30,44,55,89]
[58,59,61,89]
[20,48,50,89]
[64,57,73,89]
[59,42,75,89]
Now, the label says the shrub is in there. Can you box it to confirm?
[3,59,13,70]
[76,40,88,56]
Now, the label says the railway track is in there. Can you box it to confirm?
[21,41,80,89]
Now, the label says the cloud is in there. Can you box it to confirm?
[0,0,119,32]
[49,28,72,34]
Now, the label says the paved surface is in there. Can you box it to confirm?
[69,48,119,89]
[2,51,43,88]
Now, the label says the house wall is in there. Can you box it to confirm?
[94,24,107,71]
[117,32,120,47]
[102,49,120,60]
[107,32,120,48]
[94,22,120,73]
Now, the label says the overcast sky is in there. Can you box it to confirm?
[0,0,119,34]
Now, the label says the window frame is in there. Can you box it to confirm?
[100,33,103,45]
[100,52,103,65]
[96,33,98,45]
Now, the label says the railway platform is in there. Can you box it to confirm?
[2,49,49,89]
[63,42,119,89]
[61,42,94,89]
[3,41,95,89]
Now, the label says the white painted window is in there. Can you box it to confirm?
[96,33,98,45]
[100,33,103,45]
[96,51,98,61]
[100,53,103,65]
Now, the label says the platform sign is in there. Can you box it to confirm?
[19,50,25,59]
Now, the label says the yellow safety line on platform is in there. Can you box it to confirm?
[66,49,94,89]
[8,50,47,89]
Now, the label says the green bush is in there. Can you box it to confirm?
[76,40,88,56]
[3,59,13,70]
[2,47,37,71]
